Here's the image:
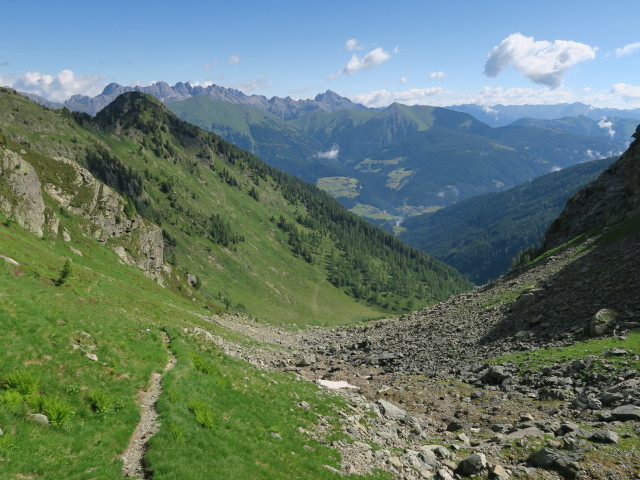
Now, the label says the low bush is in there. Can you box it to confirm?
[188,399,215,428]
[2,370,39,395]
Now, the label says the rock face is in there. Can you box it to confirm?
[0,147,164,281]
[544,124,640,249]
[0,147,46,237]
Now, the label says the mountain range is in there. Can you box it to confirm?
[23,81,368,119]
[450,102,640,127]
[167,96,630,223]
[20,82,639,228]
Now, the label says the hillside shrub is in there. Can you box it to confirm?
[188,399,215,428]
[2,370,39,395]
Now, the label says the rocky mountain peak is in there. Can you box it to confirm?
[28,81,369,119]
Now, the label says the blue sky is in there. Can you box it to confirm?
[1,0,639,108]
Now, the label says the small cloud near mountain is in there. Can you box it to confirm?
[316,144,340,160]
[597,117,615,137]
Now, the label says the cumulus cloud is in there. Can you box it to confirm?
[399,77,408,84]
[0,69,105,102]
[345,47,391,74]
[330,47,393,80]
[352,87,444,107]
[612,82,640,102]
[344,39,363,51]
[429,71,445,79]
[615,42,640,57]
[316,144,339,160]
[228,55,240,65]
[484,33,596,89]
[597,117,615,137]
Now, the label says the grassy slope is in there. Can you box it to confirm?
[0,214,388,479]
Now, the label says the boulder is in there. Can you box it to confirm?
[489,464,510,479]
[28,414,50,426]
[456,453,487,476]
[589,308,622,337]
[611,404,640,421]
[589,430,619,444]
[377,399,407,421]
[528,448,582,479]
[295,354,316,367]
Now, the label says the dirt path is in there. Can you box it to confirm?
[121,331,176,479]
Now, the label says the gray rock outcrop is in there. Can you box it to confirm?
[0,147,164,282]
[0,147,46,237]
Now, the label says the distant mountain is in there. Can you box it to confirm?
[398,157,616,284]
[20,83,636,226]
[44,81,369,119]
[167,97,625,223]
[509,115,638,150]
[544,124,640,250]
[450,102,640,127]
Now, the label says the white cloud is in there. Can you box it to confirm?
[344,39,363,51]
[331,47,393,79]
[615,42,640,57]
[316,144,339,160]
[429,71,445,79]
[597,117,615,137]
[399,77,408,84]
[484,33,596,89]
[612,82,640,102]
[228,55,240,65]
[345,47,391,74]
[0,69,105,102]
[352,87,444,107]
